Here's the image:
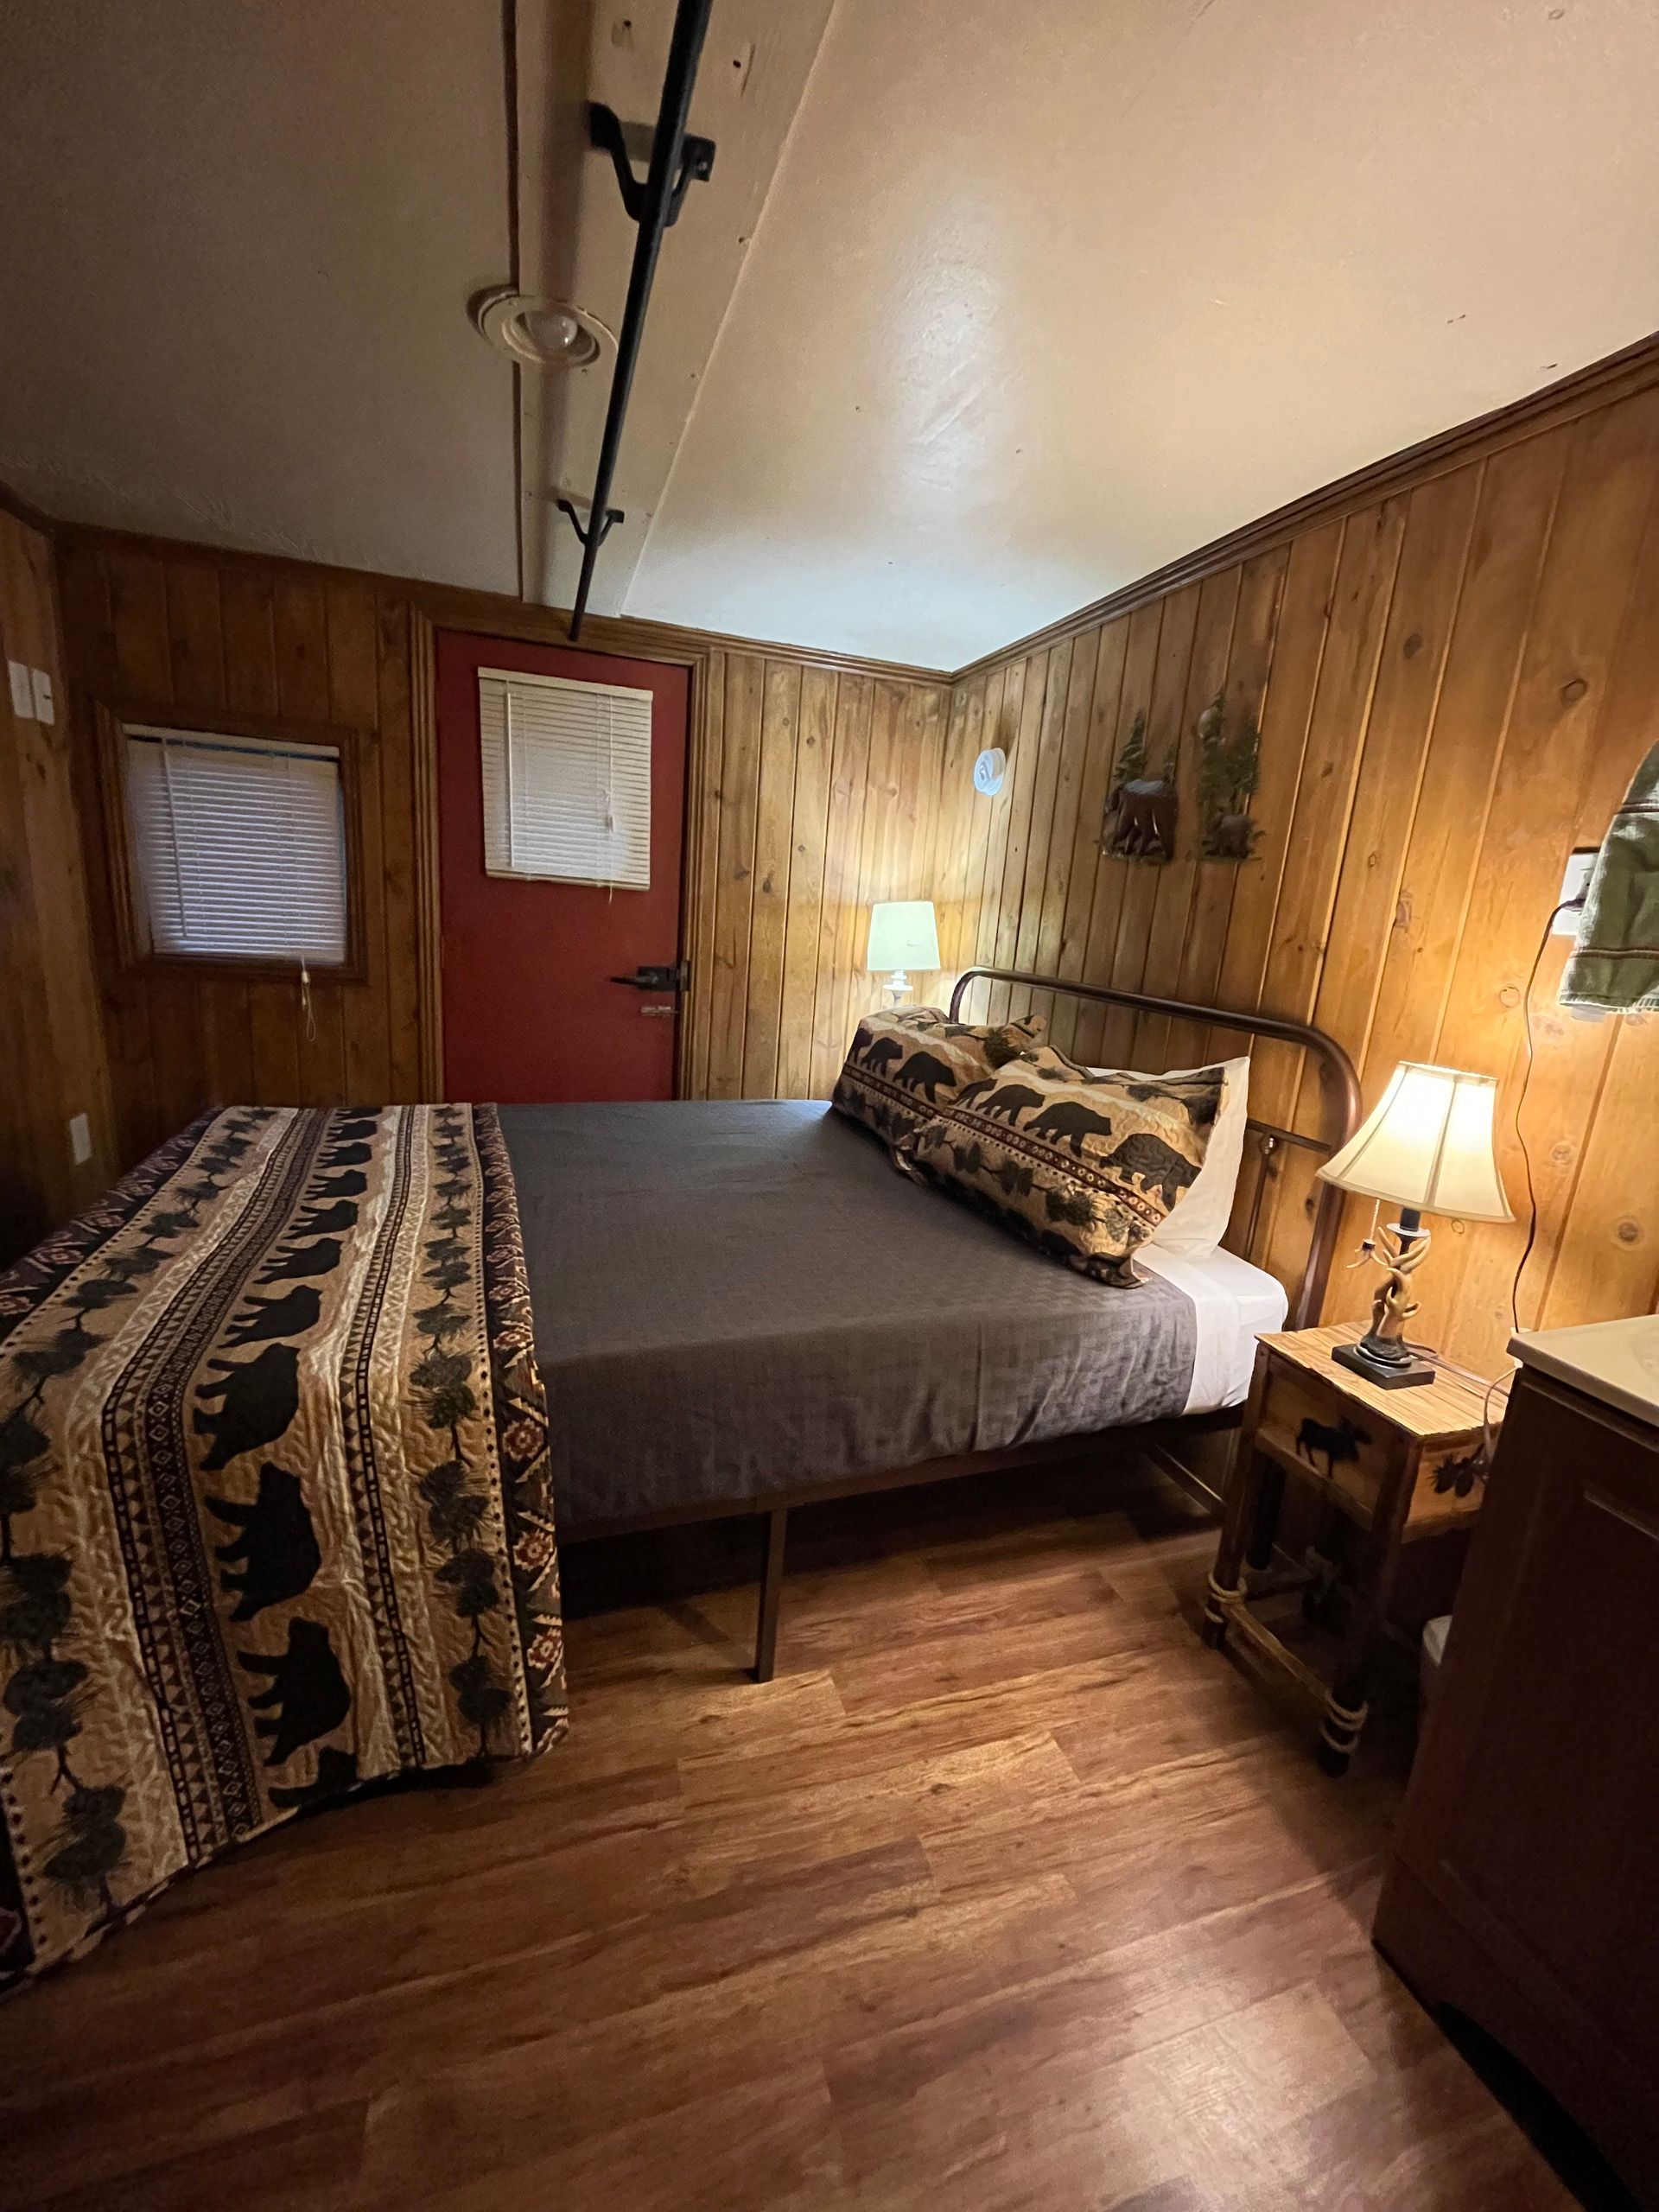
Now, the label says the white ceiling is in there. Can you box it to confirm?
[3,1,1658,669]
[0,2,518,586]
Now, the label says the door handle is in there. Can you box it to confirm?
[609,963,687,992]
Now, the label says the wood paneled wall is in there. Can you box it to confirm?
[683,658,952,1100]
[948,380,1659,1375]
[57,537,434,1167]
[0,506,116,1262]
[39,341,1659,1375]
[54,530,950,1171]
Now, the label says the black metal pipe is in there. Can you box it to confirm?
[567,0,715,638]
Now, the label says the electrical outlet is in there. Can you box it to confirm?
[30,669,54,725]
[1552,847,1599,937]
[7,659,34,719]
[68,1113,92,1166]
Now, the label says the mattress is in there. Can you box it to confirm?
[499,1099,1285,1530]
[1137,1243,1288,1414]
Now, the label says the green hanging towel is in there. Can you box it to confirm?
[1560,741,1659,1014]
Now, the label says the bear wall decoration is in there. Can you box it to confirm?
[1103,709,1177,862]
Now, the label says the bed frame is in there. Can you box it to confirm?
[569,968,1361,1681]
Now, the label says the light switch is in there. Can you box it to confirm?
[30,669,54,725]
[7,660,33,719]
[68,1113,92,1166]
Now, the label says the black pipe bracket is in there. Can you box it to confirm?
[555,497,625,549]
[588,101,715,227]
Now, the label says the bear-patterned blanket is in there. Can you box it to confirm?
[0,1104,565,1989]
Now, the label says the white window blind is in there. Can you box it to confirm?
[122,724,348,965]
[478,667,652,890]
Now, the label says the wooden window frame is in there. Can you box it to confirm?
[95,699,372,983]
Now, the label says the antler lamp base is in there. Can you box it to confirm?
[1332,1207,1435,1390]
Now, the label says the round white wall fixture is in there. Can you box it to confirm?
[472,289,616,371]
[973,747,1007,796]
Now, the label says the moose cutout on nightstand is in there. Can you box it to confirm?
[1296,1413,1370,1478]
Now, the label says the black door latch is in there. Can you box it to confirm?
[609,963,686,992]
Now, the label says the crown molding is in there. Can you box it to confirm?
[0,475,60,537]
[34,324,1659,689]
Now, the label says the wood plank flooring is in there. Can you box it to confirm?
[0,1460,1602,2210]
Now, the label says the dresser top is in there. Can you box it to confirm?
[1510,1314,1659,1430]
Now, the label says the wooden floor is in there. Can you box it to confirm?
[0,1459,1604,2210]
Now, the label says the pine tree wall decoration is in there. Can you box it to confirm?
[1196,693,1262,860]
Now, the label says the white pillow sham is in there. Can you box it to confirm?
[1085,1053,1250,1258]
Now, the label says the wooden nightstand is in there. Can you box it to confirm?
[1201,1323,1491,1773]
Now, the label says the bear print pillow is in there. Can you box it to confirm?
[831,1007,1046,1152]
[892,1044,1224,1283]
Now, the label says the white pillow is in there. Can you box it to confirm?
[1086,1053,1250,1259]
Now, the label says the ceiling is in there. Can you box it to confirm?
[3,1,1657,670]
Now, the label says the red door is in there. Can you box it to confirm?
[435,630,690,1102]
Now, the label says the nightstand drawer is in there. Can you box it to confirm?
[1255,1358,1391,1521]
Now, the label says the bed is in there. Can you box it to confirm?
[509,968,1361,1676]
[0,969,1355,1984]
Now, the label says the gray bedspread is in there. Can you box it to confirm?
[499,1100,1198,1529]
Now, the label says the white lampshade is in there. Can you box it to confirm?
[867,899,940,973]
[1319,1061,1513,1222]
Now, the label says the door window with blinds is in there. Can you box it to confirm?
[478,667,652,889]
[119,722,351,967]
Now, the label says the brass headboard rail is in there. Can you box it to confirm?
[946,965,1363,1330]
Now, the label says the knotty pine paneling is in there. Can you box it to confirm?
[56,530,955,1172]
[45,344,1659,1374]
[954,384,1659,1375]
[0,507,116,1262]
[58,538,432,1166]
[695,659,957,1102]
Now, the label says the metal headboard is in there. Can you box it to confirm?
[947,966,1362,1331]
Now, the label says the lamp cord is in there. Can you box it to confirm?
[1510,899,1573,1336]
[1350,896,1576,1460]
[1477,896,1574,1459]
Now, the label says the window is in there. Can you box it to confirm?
[478,667,652,890]
[121,723,349,966]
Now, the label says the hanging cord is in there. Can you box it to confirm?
[158,734,194,949]
[1447,902,1571,1454]
[283,749,319,1044]
[1344,899,1575,1461]
[603,690,617,900]
[1344,1198,1382,1268]
[1509,899,1573,1336]
[504,684,519,874]
[1471,896,1574,1458]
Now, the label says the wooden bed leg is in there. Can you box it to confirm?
[753,1507,787,1683]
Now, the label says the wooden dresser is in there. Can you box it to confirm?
[1374,1319,1659,2205]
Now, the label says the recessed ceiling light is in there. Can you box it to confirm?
[471,289,615,371]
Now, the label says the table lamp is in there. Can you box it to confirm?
[868,900,939,1003]
[1317,1060,1513,1389]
